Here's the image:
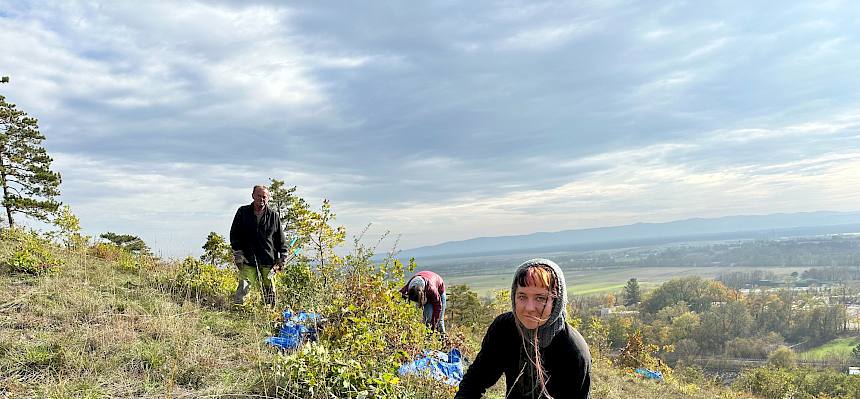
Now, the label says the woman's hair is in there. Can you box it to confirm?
[514,264,556,291]
[513,264,557,399]
[407,285,425,304]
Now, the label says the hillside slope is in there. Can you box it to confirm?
[0,237,750,398]
[0,243,275,397]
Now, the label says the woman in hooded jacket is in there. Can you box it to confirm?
[455,259,591,399]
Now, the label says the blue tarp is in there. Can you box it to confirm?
[398,348,464,386]
[634,367,664,382]
[265,310,322,350]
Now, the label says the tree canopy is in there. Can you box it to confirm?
[623,278,641,306]
[0,94,62,227]
[100,232,149,254]
[201,232,231,267]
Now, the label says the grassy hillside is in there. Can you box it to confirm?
[800,336,860,361]
[0,232,753,398]
[0,241,273,397]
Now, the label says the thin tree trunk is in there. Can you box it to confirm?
[0,156,13,228]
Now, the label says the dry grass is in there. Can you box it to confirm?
[0,244,280,398]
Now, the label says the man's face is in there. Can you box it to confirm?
[252,188,270,210]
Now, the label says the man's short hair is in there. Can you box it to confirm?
[252,185,269,194]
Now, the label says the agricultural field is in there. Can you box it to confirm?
[443,264,810,297]
[799,336,860,361]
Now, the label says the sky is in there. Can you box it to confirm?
[1,1,859,258]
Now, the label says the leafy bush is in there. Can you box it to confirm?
[1,227,63,274]
[446,284,495,328]
[734,365,860,399]
[767,346,797,368]
[110,250,139,272]
[274,342,404,398]
[614,330,673,378]
[172,257,235,308]
[724,332,784,359]
[88,240,157,273]
[274,260,318,311]
[52,204,89,251]
[89,242,125,261]
[267,242,454,398]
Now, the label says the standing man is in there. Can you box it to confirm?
[230,185,288,306]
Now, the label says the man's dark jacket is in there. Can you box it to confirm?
[456,312,591,399]
[229,204,287,267]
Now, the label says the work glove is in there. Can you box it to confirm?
[233,250,247,267]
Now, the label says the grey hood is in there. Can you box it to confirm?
[510,258,568,348]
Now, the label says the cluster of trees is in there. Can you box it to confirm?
[445,272,851,364]
[716,270,779,289]
[555,237,860,269]
[640,238,860,267]
[575,275,852,360]
[802,266,860,282]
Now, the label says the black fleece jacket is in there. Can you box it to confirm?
[456,312,591,399]
[229,204,287,267]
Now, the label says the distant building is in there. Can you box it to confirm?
[597,307,640,318]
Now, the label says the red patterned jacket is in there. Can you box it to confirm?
[399,271,445,327]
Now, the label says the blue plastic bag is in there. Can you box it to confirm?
[265,310,322,350]
[634,367,664,382]
[398,348,464,386]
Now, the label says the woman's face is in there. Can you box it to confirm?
[515,285,554,330]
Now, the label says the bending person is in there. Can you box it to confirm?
[456,259,591,399]
[399,270,446,335]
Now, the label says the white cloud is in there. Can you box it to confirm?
[712,111,860,143]
[49,152,356,257]
[4,0,860,257]
[497,18,600,50]
[681,37,730,61]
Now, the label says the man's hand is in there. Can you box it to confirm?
[272,254,287,273]
[233,250,247,267]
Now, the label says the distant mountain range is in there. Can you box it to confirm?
[397,211,860,260]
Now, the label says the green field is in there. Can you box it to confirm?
[444,265,810,297]
[800,336,860,361]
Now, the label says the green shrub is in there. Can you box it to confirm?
[274,260,318,310]
[268,246,454,398]
[734,365,860,399]
[274,342,405,398]
[116,251,139,272]
[614,329,673,378]
[89,242,125,261]
[1,228,63,274]
[725,333,784,359]
[767,346,797,368]
[173,257,235,308]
